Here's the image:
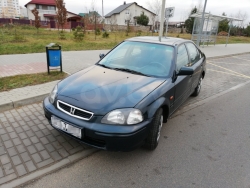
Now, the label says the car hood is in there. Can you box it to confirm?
[57,65,165,115]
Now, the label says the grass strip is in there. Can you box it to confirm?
[0,71,67,92]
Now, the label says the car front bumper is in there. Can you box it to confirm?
[43,97,153,151]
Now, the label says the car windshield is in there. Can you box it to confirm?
[98,41,174,77]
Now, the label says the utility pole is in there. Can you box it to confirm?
[196,0,207,46]
[102,0,104,18]
[159,0,166,42]
[102,0,104,29]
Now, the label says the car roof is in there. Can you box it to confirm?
[126,36,191,46]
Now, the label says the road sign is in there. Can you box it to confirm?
[165,7,175,18]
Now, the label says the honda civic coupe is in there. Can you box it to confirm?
[43,36,206,151]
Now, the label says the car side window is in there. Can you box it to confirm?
[185,43,201,65]
[176,44,189,72]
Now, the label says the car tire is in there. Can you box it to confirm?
[143,108,163,150]
[192,76,202,97]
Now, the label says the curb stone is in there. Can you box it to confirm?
[0,149,99,188]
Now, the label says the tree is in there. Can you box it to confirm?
[125,13,133,36]
[147,0,161,30]
[245,25,250,37]
[31,8,41,33]
[55,0,67,31]
[137,11,149,26]
[147,0,161,21]
[184,7,197,34]
[218,12,229,32]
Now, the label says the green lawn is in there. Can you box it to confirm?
[1,25,250,55]
[0,72,68,92]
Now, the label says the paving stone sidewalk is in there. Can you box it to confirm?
[0,81,58,113]
[0,50,109,78]
[0,103,91,186]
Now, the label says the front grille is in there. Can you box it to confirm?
[57,100,94,120]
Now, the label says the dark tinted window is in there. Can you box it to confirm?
[185,43,201,65]
[176,44,189,72]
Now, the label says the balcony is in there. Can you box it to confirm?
[38,10,56,15]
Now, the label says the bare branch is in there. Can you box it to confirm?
[55,0,68,31]
[31,8,41,32]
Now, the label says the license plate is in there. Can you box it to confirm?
[51,116,82,139]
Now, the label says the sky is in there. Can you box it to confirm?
[19,0,250,25]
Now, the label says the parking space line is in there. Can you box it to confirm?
[208,62,250,78]
[207,61,250,66]
[207,69,250,79]
[232,56,250,62]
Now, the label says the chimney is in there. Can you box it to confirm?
[124,1,126,5]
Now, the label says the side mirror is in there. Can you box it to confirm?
[99,53,105,59]
[177,67,194,76]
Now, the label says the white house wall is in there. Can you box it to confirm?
[26,4,35,20]
[27,4,57,21]
[106,3,155,26]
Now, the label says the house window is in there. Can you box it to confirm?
[48,6,55,10]
[125,9,129,14]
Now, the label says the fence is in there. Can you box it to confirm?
[0,18,10,24]
[0,19,106,31]
[12,19,31,25]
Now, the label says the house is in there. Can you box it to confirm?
[79,11,103,23]
[25,0,81,28]
[105,2,156,26]
[25,0,56,21]
[79,11,101,18]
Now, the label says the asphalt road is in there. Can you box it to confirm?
[22,81,250,188]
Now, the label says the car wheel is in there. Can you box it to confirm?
[143,108,163,150]
[192,77,202,97]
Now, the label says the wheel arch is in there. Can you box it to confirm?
[147,97,170,123]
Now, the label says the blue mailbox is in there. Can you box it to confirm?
[46,43,62,74]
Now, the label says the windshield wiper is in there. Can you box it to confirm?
[97,64,113,69]
[113,68,149,77]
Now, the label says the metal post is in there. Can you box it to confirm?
[46,47,50,74]
[226,20,232,47]
[59,46,62,72]
[202,12,210,48]
[165,16,169,37]
[102,0,104,29]
[159,0,166,42]
[196,0,207,46]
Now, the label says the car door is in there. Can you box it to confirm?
[185,42,203,93]
[173,44,192,111]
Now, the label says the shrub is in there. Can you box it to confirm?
[136,30,142,36]
[102,31,109,38]
[59,31,66,40]
[73,26,84,41]
[95,28,101,35]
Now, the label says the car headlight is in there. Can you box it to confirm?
[101,108,143,125]
[49,84,58,104]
